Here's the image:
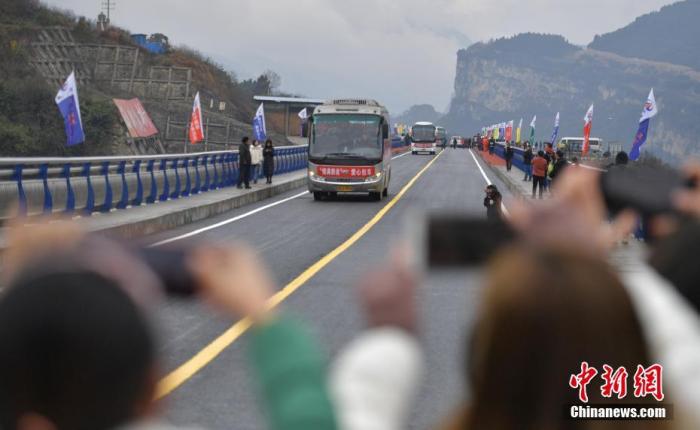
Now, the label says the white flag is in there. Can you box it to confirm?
[298,107,308,120]
[530,115,537,128]
[640,88,658,122]
[584,104,594,125]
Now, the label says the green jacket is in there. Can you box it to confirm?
[249,317,338,430]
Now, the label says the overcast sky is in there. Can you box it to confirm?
[47,0,677,114]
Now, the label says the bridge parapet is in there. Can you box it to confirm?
[0,146,309,219]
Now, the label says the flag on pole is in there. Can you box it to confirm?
[55,71,85,146]
[505,120,514,142]
[493,124,500,140]
[582,104,594,157]
[550,112,560,145]
[298,107,308,121]
[516,118,523,144]
[529,115,536,144]
[630,89,658,161]
[253,102,267,142]
[188,91,204,144]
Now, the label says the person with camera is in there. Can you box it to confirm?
[0,224,337,430]
[483,185,503,221]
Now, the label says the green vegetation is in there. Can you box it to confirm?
[0,0,286,156]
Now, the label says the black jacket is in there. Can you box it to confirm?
[484,193,502,221]
[523,149,533,165]
[505,147,514,160]
[549,159,569,181]
[238,142,251,165]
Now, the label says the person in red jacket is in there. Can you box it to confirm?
[531,150,548,199]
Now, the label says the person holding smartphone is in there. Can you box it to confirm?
[483,185,503,221]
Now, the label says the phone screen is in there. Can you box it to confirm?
[601,165,694,216]
[426,216,516,268]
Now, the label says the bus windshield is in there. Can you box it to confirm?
[311,114,382,158]
[412,125,436,143]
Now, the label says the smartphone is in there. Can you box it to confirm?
[137,246,198,296]
[601,165,696,216]
[410,213,516,270]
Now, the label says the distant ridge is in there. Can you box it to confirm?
[589,0,700,71]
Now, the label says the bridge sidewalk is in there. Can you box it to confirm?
[1,170,307,246]
[477,149,547,199]
[476,148,645,273]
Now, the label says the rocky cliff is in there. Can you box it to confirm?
[443,33,700,162]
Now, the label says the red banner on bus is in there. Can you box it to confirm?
[317,165,376,178]
[113,98,159,138]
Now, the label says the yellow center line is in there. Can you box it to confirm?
[155,150,444,399]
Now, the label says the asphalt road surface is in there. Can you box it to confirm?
[144,148,516,429]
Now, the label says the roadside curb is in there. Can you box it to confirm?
[93,176,308,239]
[477,151,526,198]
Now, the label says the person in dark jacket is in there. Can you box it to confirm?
[549,150,569,185]
[522,144,533,181]
[483,185,503,221]
[263,139,275,184]
[237,136,252,189]
[504,143,514,171]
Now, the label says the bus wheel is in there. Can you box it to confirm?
[382,188,388,197]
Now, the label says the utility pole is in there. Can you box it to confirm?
[101,0,115,24]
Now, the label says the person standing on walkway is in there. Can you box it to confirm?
[523,144,533,182]
[237,136,252,189]
[531,150,548,199]
[504,143,514,172]
[549,150,569,186]
[251,140,263,185]
[483,185,503,221]
[263,139,275,184]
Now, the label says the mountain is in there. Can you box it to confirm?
[589,0,700,71]
[394,104,442,127]
[443,33,700,162]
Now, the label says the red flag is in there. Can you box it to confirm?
[189,92,204,144]
[582,104,594,156]
[505,120,514,142]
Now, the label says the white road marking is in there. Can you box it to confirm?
[150,151,415,247]
[468,149,510,217]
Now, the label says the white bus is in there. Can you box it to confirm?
[559,137,603,156]
[410,122,437,155]
[307,99,392,201]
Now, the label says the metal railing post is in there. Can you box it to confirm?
[116,161,129,209]
[191,156,201,194]
[182,158,191,197]
[146,160,157,204]
[169,158,181,199]
[39,163,53,214]
[12,165,27,217]
[100,161,113,213]
[61,163,75,214]
[132,160,143,206]
[159,159,169,202]
[81,163,95,215]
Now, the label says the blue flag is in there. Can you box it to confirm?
[55,71,85,146]
[253,103,267,142]
[629,89,658,161]
[550,112,560,145]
